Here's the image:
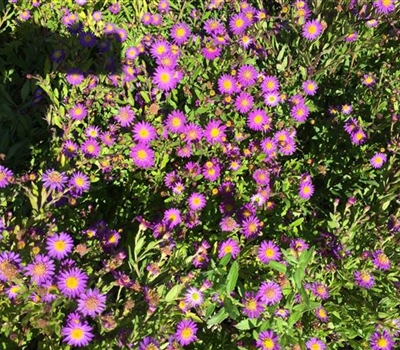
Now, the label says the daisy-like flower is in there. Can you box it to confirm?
[257,281,282,306]
[302,19,323,40]
[202,44,222,60]
[315,306,329,322]
[256,330,280,350]
[373,0,396,14]
[42,169,68,192]
[184,287,204,307]
[79,32,96,48]
[153,66,178,91]
[166,110,187,133]
[25,254,55,286]
[69,103,87,121]
[66,68,84,86]
[261,138,278,155]
[220,216,239,232]
[61,321,94,347]
[247,109,270,131]
[46,232,74,260]
[171,22,191,45]
[188,193,207,211]
[370,152,387,169]
[341,104,353,115]
[218,74,238,95]
[237,64,258,87]
[130,144,155,169]
[158,0,170,12]
[258,241,281,264]
[204,120,226,144]
[175,319,198,346]
[306,338,326,350]
[354,270,375,289]
[311,282,329,299]
[0,165,13,188]
[218,238,240,259]
[85,126,101,139]
[204,18,224,34]
[163,208,181,228]
[242,215,261,238]
[63,140,78,158]
[0,251,21,282]
[58,267,88,298]
[77,288,106,317]
[362,74,376,86]
[139,337,160,350]
[69,171,90,195]
[371,250,391,270]
[150,39,171,58]
[291,104,310,122]
[351,128,367,145]
[92,11,102,22]
[50,49,65,63]
[19,10,31,21]
[302,80,318,95]
[242,292,264,319]
[132,121,157,144]
[253,169,270,186]
[115,106,135,127]
[81,138,101,157]
[264,91,281,107]
[6,285,21,300]
[229,13,248,35]
[299,181,314,200]
[370,329,394,350]
[261,76,280,93]
[235,92,254,114]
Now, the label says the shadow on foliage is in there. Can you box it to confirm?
[0,5,122,173]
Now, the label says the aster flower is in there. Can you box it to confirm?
[130,144,155,169]
[311,282,329,299]
[6,284,21,300]
[261,76,280,93]
[204,18,224,34]
[132,121,157,144]
[242,292,264,319]
[85,126,101,139]
[302,19,323,40]
[79,32,96,48]
[218,74,238,95]
[258,241,281,264]
[141,12,152,25]
[202,44,222,60]
[370,152,387,169]
[354,270,375,289]
[92,11,102,21]
[235,92,254,114]
[153,66,178,91]
[351,128,367,145]
[46,232,74,260]
[306,338,326,350]
[158,0,170,12]
[371,250,391,270]
[257,281,282,306]
[256,330,280,350]
[291,104,310,122]
[115,106,135,127]
[241,215,261,238]
[302,80,318,95]
[299,181,314,200]
[341,104,353,115]
[188,193,207,211]
[77,288,106,317]
[373,0,396,14]
[264,92,281,107]
[166,110,186,133]
[42,169,68,191]
[370,329,394,350]
[229,13,248,35]
[66,68,84,86]
[50,49,65,63]
[171,22,191,45]
[218,238,240,259]
[362,74,376,86]
[69,103,87,121]
[0,166,13,188]
[175,319,198,346]
[253,169,270,186]
[150,39,171,58]
[25,254,55,286]
[261,138,278,155]
[81,138,101,157]
[69,171,90,195]
[139,337,160,350]
[58,267,88,298]
[0,251,22,282]
[109,2,121,14]
[204,120,226,144]
[237,64,258,87]
[163,208,181,228]
[184,287,204,307]
[62,321,94,347]
[315,306,329,322]
[220,216,239,232]
[157,53,178,68]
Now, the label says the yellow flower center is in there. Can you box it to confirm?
[235,18,244,28]
[224,245,233,254]
[181,327,192,340]
[137,150,147,160]
[308,25,317,34]
[33,263,47,276]
[210,128,220,138]
[246,299,257,310]
[263,338,274,349]
[223,80,232,90]
[176,27,186,38]
[55,240,66,252]
[139,128,149,138]
[71,328,84,340]
[254,115,263,124]
[265,248,275,258]
[66,276,79,289]
[377,338,388,347]
[160,73,171,83]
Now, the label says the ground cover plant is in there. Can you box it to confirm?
[0,0,399,348]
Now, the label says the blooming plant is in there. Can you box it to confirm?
[0,0,399,349]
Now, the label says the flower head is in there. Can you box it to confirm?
[130,144,155,168]
[258,241,281,264]
[77,288,106,317]
[25,254,55,286]
[0,166,13,188]
[175,319,198,346]
[46,232,74,260]
[370,329,394,350]
[256,330,280,350]
[218,238,240,259]
[302,19,323,40]
[306,338,326,350]
[42,169,68,192]
[257,281,282,306]
[58,267,88,298]
[62,321,94,347]
[370,152,387,169]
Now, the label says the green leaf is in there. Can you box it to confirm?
[226,261,239,294]
[219,253,231,267]
[207,307,229,325]
[268,260,287,274]
[165,284,182,302]
[235,318,258,330]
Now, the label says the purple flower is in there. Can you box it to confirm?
[139,337,160,350]
[130,144,155,169]
[0,251,22,282]
[237,65,258,87]
[108,2,121,14]
[184,287,204,307]
[302,19,323,40]
[166,110,186,133]
[171,22,191,45]
[261,75,280,93]
[163,208,181,228]
[306,338,326,350]
[229,13,248,35]
[299,181,314,200]
[264,91,281,107]
[175,319,197,346]
[241,215,261,238]
[373,0,396,14]
[257,281,282,306]
[218,238,240,259]
[371,250,391,270]
[235,92,254,114]
[81,138,101,157]
[370,152,387,169]
[0,166,13,188]
[188,193,206,211]
[242,292,264,319]
[69,103,87,121]
[311,282,330,299]
[302,80,318,95]
[25,254,55,286]
[315,306,329,322]
[258,241,281,264]
[218,74,238,94]
[77,288,106,317]
[370,329,394,350]
[46,232,74,260]
[69,171,90,195]
[115,106,135,127]
[204,120,226,144]
[291,104,310,122]
[153,66,178,91]
[58,267,88,298]
[61,321,94,347]
[256,330,280,350]
[42,169,68,191]
[354,270,375,289]
[66,68,84,86]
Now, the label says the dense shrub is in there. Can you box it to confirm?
[0,0,399,349]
